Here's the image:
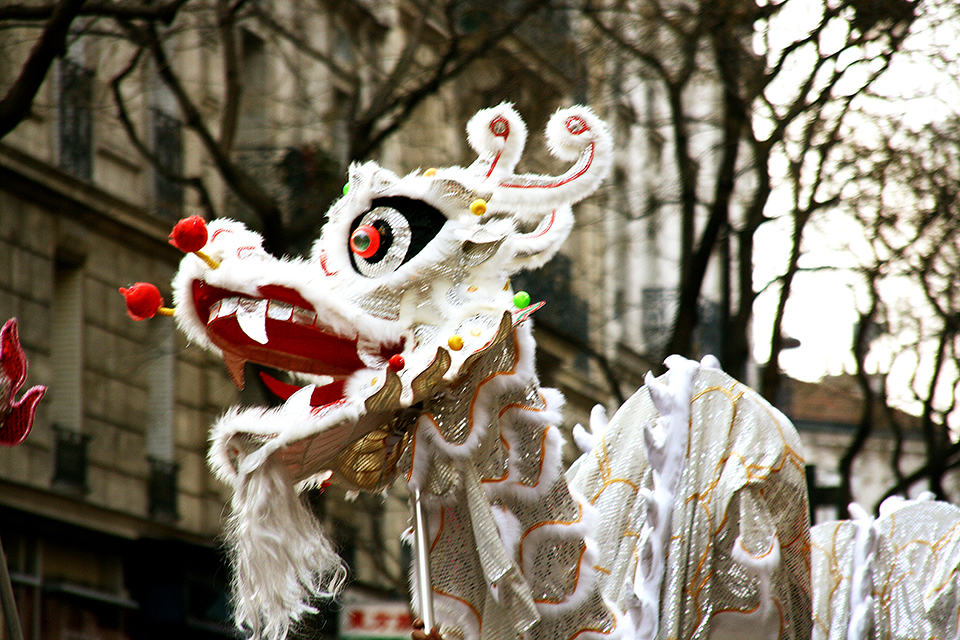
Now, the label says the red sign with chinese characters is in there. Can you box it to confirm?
[340,600,414,639]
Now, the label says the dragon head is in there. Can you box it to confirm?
[164,103,610,492]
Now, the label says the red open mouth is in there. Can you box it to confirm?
[191,281,400,410]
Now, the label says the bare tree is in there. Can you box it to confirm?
[0,0,188,138]
[839,111,960,507]
[583,0,917,395]
[1,0,555,255]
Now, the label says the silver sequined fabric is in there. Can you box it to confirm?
[811,500,960,639]
[402,324,618,640]
[569,367,812,640]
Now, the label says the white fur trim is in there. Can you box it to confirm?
[488,105,612,219]
[224,457,345,640]
[466,102,528,180]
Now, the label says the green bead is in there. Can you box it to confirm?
[342,182,350,195]
[513,291,531,309]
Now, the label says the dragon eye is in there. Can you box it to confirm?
[350,224,381,258]
[348,197,447,278]
[349,207,408,277]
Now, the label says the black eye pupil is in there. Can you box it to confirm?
[365,220,393,264]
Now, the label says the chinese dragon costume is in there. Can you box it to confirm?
[122,104,960,640]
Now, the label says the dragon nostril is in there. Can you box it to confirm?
[350,224,381,258]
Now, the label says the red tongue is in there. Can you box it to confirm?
[259,371,347,408]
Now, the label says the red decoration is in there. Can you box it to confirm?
[120,283,165,320]
[388,354,405,371]
[350,225,381,259]
[0,318,46,446]
[169,216,209,253]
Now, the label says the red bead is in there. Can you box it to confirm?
[169,216,209,253]
[388,354,405,371]
[119,283,164,320]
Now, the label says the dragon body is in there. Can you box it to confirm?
[137,104,960,640]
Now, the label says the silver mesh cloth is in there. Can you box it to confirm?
[568,366,812,640]
[811,500,960,639]
[402,324,618,639]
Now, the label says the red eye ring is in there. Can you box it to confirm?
[350,224,381,258]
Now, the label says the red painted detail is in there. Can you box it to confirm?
[518,211,556,240]
[259,371,347,409]
[485,117,511,178]
[565,115,589,135]
[211,228,233,242]
[257,285,315,311]
[318,251,338,276]
[498,142,595,190]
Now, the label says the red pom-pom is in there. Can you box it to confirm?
[169,216,209,253]
[119,283,164,320]
[388,354,405,371]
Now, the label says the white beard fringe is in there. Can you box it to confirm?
[225,457,347,640]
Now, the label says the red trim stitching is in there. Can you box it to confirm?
[498,142,594,190]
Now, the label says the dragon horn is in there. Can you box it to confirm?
[479,106,612,221]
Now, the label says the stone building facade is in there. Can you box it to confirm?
[0,1,613,638]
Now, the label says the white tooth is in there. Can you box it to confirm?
[220,297,239,318]
[208,300,222,323]
[236,298,269,344]
[285,384,316,411]
[268,300,293,321]
[292,307,316,326]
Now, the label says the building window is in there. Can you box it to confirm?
[50,254,87,494]
[148,457,179,522]
[146,321,178,521]
[151,108,184,223]
[51,426,89,495]
[58,58,94,181]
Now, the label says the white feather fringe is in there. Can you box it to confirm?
[225,457,346,640]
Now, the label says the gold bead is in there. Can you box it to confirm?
[448,335,464,351]
[470,198,487,216]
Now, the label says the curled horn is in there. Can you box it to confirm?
[466,102,528,180]
[482,106,612,221]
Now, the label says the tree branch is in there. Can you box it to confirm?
[128,21,286,251]
[0,0,185,23]
[109,45,218,219]
[353,0,553,160]
[0,0,88,139]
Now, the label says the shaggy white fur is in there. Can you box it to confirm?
[224,457,346,640]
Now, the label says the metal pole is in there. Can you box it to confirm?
[0,536,24,640]
[412,488,434,631]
